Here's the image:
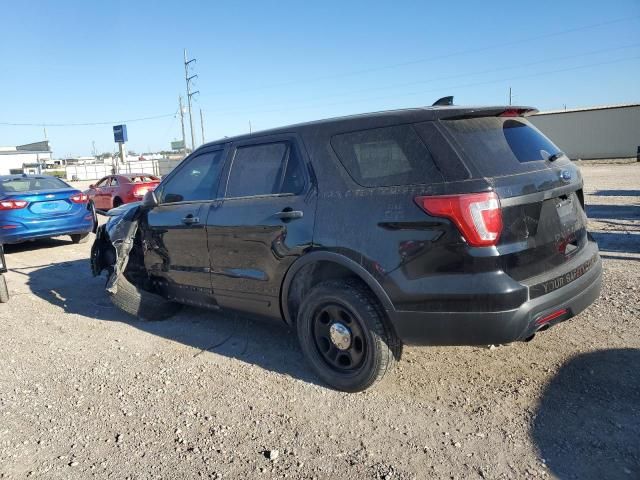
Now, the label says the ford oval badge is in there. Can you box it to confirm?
[560,170,572,183]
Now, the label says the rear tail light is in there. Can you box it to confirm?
[414,192,503,247]
[0,200,28,210]
[133,187,148,197]
[499,108,537,117]
[70,193,89,204]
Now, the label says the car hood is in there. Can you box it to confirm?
[106,201,142,217]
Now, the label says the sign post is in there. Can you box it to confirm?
[113,125,128,174]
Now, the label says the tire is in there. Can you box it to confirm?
[70,233,90,244]
[109,272,181,321]
[296,279,401,392]
[112,197,123,209]
[0,275,9,303]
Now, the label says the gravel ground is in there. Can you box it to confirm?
[1,163,638,480]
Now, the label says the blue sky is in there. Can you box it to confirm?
[1,0,638,157]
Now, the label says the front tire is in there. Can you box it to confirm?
[297,279,401,392]
[109,272,181,321]
[70,233,90,244]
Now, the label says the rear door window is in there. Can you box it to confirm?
[330,125,444,187]
[226,141,305,198]
[441,117,565,177]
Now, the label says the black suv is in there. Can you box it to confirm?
[91,105,602,391]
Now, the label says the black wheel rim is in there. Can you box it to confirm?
[312,303,366,373]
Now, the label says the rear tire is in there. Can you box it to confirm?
[0,275,9,303]
[70,233,90,244]
[112,197,123,209]
[296,279,401,392]
[109,272,181,321]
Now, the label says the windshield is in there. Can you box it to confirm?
[442,117,565,177]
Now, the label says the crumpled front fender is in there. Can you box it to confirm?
[90,205,142,294]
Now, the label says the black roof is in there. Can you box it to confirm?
[201,105,538,148]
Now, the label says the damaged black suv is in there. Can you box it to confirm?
[91,105,602,392]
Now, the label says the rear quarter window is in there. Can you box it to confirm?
[330,124,444,187]
[441,117,565,177]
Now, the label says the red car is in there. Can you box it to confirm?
[87,174,160,211]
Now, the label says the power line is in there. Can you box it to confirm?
[212,15,640,96]
[160,109,179,144]
[209,55,640,118]
[0,112,175,127]
[205,43,640,116]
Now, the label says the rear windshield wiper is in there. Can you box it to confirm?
[547,151,565,162]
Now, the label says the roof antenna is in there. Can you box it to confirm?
[432,96,454,106]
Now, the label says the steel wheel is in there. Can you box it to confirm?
[312,303,367,372]
[297,279,401,392]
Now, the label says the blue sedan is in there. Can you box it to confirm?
[0,174,96,244]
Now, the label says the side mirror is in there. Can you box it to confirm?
[141,190,159,209]
[89,184,95,189]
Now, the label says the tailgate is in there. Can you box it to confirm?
[439,115,590,281]
[492,167,589,280]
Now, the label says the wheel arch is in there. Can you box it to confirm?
[280,251,395,326]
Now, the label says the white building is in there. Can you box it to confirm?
[0,141,53,175]
[530,103,640,160]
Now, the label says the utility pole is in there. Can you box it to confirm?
[200,109,205,145]
[184,49,199,151]
[117,143,126,174]
[178,95,187,155]
[508,87,513,106]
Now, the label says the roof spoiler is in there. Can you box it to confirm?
[439,106,539,120]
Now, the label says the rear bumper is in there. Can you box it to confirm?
[0,219,94,244]
[389,246,602,346]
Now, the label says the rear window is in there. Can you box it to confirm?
[128,175,159,183]
[441,117,563,177]
[0,176,69,194]
[331,125,444,187]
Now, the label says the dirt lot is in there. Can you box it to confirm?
[1,163,638,479]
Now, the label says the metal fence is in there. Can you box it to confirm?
[65,158,183,181]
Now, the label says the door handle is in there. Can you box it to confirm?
[274,209,303,220]
[182,215,200,225]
